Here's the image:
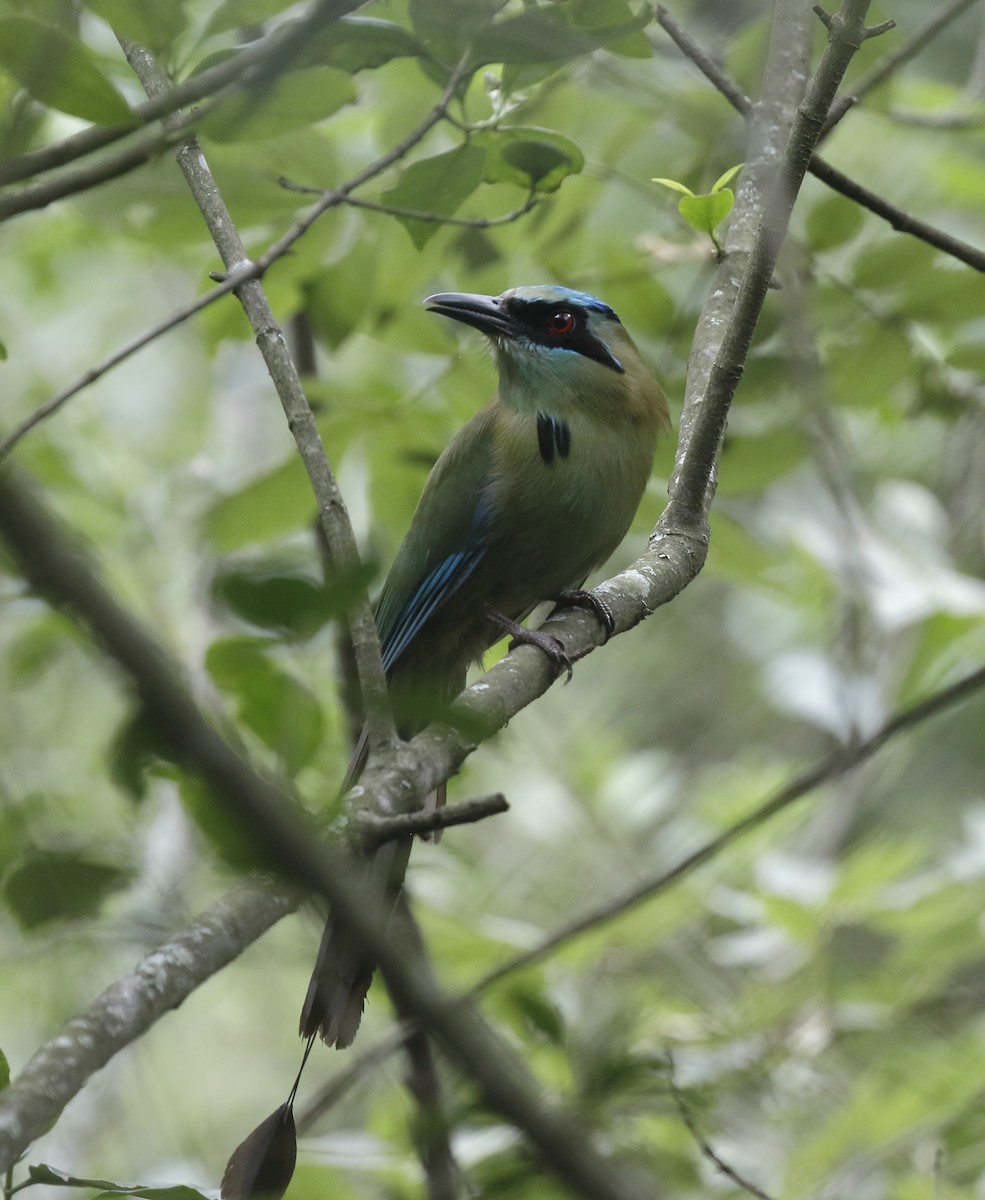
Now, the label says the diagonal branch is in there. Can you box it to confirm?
[823,0,980,132]
[655,4,985,275]
[298,657,985,1122]
[0,0,366,191]
[0,467,657,1200]
[0,59,471,469]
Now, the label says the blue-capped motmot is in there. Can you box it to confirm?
[300,285,670,1047]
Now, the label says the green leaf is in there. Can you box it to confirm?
[471,5,652,67]
[477,126,583,193]
[678,188,734,237]
[712,162,743,192]
[308,16,427,73]
[206,638,324,773]
[3,851,131,929]
[805,192,866,250]
[381,143,487,249]
[652,176,694,197]
[204,0,304,36]
[0,16,131,122]
[212,565,376,640]
[201,66,355,143]
[29,1166,209,1200]
[472,10,596,66]
[0,1047,9,1092]
[201,459,316,552]
[408,0,500,62]
[82,0,187,50]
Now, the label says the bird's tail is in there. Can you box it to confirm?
[298,836,412,1048]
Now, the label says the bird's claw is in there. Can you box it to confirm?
[486,607,574,681]
[507,626,573,682]
[552,588,615,643]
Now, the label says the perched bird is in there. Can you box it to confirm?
[300,284,670,1048]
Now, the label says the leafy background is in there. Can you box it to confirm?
[3,0,985,1197]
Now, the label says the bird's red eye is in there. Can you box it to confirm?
[546,309,576,336]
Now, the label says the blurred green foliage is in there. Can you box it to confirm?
[2,0,985,1197]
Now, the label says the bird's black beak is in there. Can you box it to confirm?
[424,292,515,339]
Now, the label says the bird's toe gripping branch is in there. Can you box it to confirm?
[551,588,615,643]
[486,607,574,682]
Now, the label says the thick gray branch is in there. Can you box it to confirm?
[0,885,297,1172]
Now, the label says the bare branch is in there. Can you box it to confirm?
[0,464,656,1200]
[655,5,985,275]
[824,0,980,132]
[0,64,470,472]
[358,793,509,849]
[123,35,398,751]
[666,1051,775,1200]
[661,0,816,533]
[467,662,985,995]
[0,0,367,189]
[0,884,299,1173]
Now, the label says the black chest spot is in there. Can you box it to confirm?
[536,414,572,465]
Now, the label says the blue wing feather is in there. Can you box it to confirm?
[374,415,496,676]
[379,544,485,672]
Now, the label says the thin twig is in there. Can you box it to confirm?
[298,658,985,1125]
[823,0,980,132]
[0,66,471,464]
[666,1051,775,1200]
[117,35,395,756]
[358,793,509,849]
[470,662,985,994]
[654,5,985,276]
[0,262,256,461]
[276,182,540,228]
[0,0,366,188]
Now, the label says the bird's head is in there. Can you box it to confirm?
[425,285,626,379]
[425,284,668,429]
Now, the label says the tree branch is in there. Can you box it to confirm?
[823,0,980,132]
[654,5,985,275]
[0,0,367,189]
[0,884,299,1174]
[357,793,509,850]
[118,35,394,753]
[298,657,985,1123]
[666,1051,775,1200]
[0,465,656,1200]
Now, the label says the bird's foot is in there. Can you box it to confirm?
[551,589,615,643]
[486,608,573,681]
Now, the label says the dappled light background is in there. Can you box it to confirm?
[3,0,985,1197]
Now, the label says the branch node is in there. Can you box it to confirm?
[812,5,833,29]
